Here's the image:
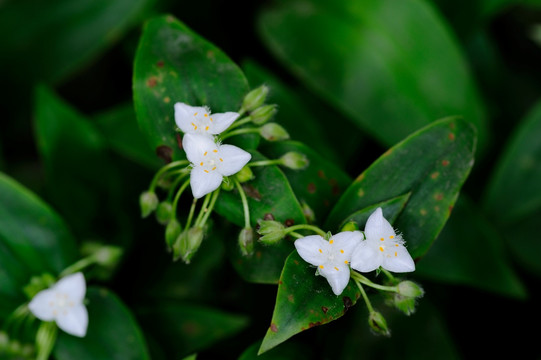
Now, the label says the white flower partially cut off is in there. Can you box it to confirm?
[175,102,239,136]
[350,208,415,273]
[183,133,251,199]
[28,272,88,337]
[294,231,363,295]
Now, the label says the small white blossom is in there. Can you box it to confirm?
[183,133,251,199]
[175,102,239,136]
[350,208,415,273]
[294,231,363,295]
[28,272,88,337]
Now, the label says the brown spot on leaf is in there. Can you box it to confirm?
[256,251,262,259]
[288,294,294,303]
[309,322,322,328]
[157,60,164,68]
[442,160,450,166]
[279,280,283,285]
[448,133,455,141]
[434,193,444,201]
[431,172,439,179]
[449,205,454,214]
[285,219,295,227]
[243,184,261,200]
[449,122,456,129]
[156,145,173,163]
[270,323,278,333]
[147,77,158,88]
[343,296,353,313]
[318,170,326,179]
[264,213,275,221]
[307,182,316,194]
[293,260,299,265]
[332,185,340,196]
[176,133,183,149]
[356,173,365,182]
[321,306,329,314]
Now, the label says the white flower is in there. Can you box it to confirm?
[183,133,251,199]
[350,208,415,273]
[294,231,363,295]
[175,102,239,136]
[28,272,88,337]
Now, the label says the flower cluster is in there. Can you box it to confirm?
[175,102,251,199]
[294,207,415,295]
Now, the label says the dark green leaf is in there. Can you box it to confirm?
[325,117,476,259]
[137,302,249,358]
[239,339,311,360]
[133,15,250,161]
[259,251,360,354]
[261,141,352,222]
[55,287,150,360]
[258,0,487,150]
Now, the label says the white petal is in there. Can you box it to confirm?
[175,103,207,133]
[54,273,86,302]
[28,289,56,321]
[331,231,364,258]
[190,167,223,199]
[294,235,328,266]
[55,303,88,337]
[182,133,217,164]
[208,112,239,134]
[364,208,396,241]
[350,242,382,273]
[217,144,251,176]
[381,246,415,273]
[319,265,351,295]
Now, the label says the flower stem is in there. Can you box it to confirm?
[354,279,374,313]
[234,179,251,228]
[199,188,221,226]
[171,179,191,218]
[380,268,396,283]
[351,271,398,293]
[194,192,212,227]
[220,127,260,141]
[59,256,97,277]
[289,231,304,239]
[283,224,327,238]
[185,198,198,230]
[149,160,189,191]
[247,159,284,167]
[167,172,190,201]
[224,116,252,131]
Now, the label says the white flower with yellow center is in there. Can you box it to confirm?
[350,208,415,273]
[28,272,88,337]
[183,133,251,199]
[175,102,239,136]
[294,231,363,295]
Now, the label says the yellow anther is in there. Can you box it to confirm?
[204,151,208,156]
[200,162,204,166]
[211,167,216,171]
[205,126,209,131]
[210,117,213,122]
[204,114,208,117]
[380,237,384,241]
[390,235,394,239]
[340,249,344,254]
[394,252,397,257]
[204,170,209,173]
[379,246,384,252]
[344,260,349,264]
[194,112,198,116]
[334,267,339,271]
[395,244,399,247]
[329,239,334,244]
[213,149,218,153]
[318,249,322,253]
[319,265,324,269]
[219,158,223,162]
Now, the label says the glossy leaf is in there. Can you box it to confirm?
[325,117,476,259]
[239,340,311,360]
[54,287,150,360]
[217,151,306,284]
[133,15,250,161]
[416,197,526,298]
[259,251,360,354]
[261,141,352,222]
[258,0,487,150]
[137,302,249,358]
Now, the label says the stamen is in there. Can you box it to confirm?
[390,235,394,239]
[319,265,324,269]
[194,112,198,116]
[329,239,334,244]
[340,249,344,253]
[204,114,208,117]
[205,126,209,131]
[318,249,322,253]
[213,149,218,153]
[380,237,384,241]
[394,252,397,257]
[211,167,216,171]
[334,267,339,271]
[200,162,203,166]
[203,151,208,156]
[210,117,213,122]
[344,260,349,264]
[204,170,209,173]
[219,158,223,162]
[379,246,384,252]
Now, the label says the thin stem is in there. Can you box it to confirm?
[289,231,304,239]
[200,188,221,226]
[167,172,190,201]
[194,193,212,227]
[220,127,260,141]
[185,198,198,230]
[247,159,284,167]
[354,279,374,313]
[149,160,189,191]
[380,268,396,282]
[234,179,251,228]
[284,224,327,238]
[171,179,191,218]
[224,116,252,131]
[60,256,96,277]
[351,271,398,293]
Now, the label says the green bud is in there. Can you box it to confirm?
[259,123,289,141]
[36,321,57,360]
[397,280,424,298]
[242,85,269,112]
[165,219,182,251]
[238,227,255,256]
[235,166,254,183]
[392,281,424,315]
[257,220,286,245]
[280,151,309,170]
[93,245,123,268]
[301,201,316,224]
[140,191,159,218]
[174,227,204,263]
[368,311,390,336]
[221,178,235,191]
[340,221,359,232]
[250,104,277,125]
[155,201,174,225]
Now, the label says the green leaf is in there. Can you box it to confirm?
[54,287,150,360]
[258,0,487,150]
[93,103,163,170]
[239,340,311,360]
[261,141,352,222]
[34,85,121,234]
[259,251,360,354]
[242,60,362,167]
[416,197,526,298]
[137,302,249,359]
[217,151,306,284]
[325,117,476,259]
[0,0,154,86]
[133,15,250,161]
[0,172,77,318]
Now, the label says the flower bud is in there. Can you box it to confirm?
[397,281,424,298]
[259,123,289,141]
[165,219,182,251]
[238,227,255,256]
[221,179,235,191]
[93,245,123,268]
[368,311,390,336]
[250,104,277,125]
[301,201,316,224]
[340,221,359,232]
[155,201,174,225]
[235,166,254,183]
[139,191,159,218]
[257,220,286,245]
[174,227,204,263]
[280,152,309,170]
[241,85,269,112]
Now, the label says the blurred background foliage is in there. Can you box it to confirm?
[1,0,541,358]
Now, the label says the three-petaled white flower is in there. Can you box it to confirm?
[294,231,363,295]
[28,272,88,337]
[350,208,415,273]
[183,133,251,199]
[175,102,239,136]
